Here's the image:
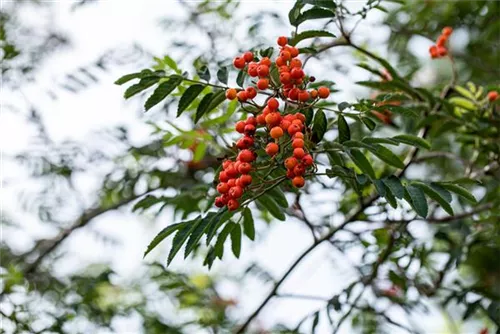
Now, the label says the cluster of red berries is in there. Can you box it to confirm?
[214,117,257,211]
[217,36,332,210]
[429,26,453,59]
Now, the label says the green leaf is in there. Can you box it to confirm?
[362,137,399,146]
[304,108,314,126]
[449,97,476,111]
[257,195,286,221]
[266,186,288,208]
[167,217,201,265]
[437,183,477,204]
[214,222,234,259]
[230,224,242,258]
[360,116,376,131]
[236,69,247,87]
[295,8,336,26]
[270,63,280,87]
[290,30,335,46]
[216,67,228,85]
[384,186,398,208]
[365,144,405,169]
[404,185,428,218]
[288,1,305,26]
[373,179,386,196]
[197,65,210,82]
[338,102,351,111]
[184,213,217,258]
[177,84,204,117]
[312,109,327,142]
[412,182,454,215]
[124,76,161,99]
[259,47,274,58]
[195,90,226,123]
[303,0,336,9]
[311,311,320,333]
[242,208,255,241]
[383,176,404,199]
[144,75,183,111]
[348,149,376,179]
[392,134,431,149]
[206,209,231,245]
[115,69,153,85]
[163,55,179,72]
[337,114,350,143]
[143,222,184,258]
[430,183,452,203]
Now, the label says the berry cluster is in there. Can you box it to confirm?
[429,26,453,59]
[216,36,332,210]
[214,117,257,211]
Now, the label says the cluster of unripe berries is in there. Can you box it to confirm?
[429,26,452,59]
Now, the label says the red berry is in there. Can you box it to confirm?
[266,142,279,156]
[294,132,304,139]
[227,199,239,211]
[275,56,285,67]
[488,91,499,102]
[236,136,253,150]
[290,67,304,79]
[246,116,257,126]
[219,171,229,182]
[265,112,281,127]
[277,36,288,47]
[239,174,252,187]
[293,148,305,159]
[246,86,257,99]
[280,50,291,61]
[267,98,279,110]
[292,176,305,188]
[298,90,310,102]
[288,88,299,101]
[222,160,232,169]
[429,45,438,58]
[235,121,246,133]
[238,149,255,162]
[227,178,236,187]
[280,72,292,84]
[229,186,243,199]
[257,65,270,77]
[280,120,291,132]
[243,51,254,63]
[442,26,453,36]
[237,91,248,101]
[302,154,313,166]
[217,182,229,194]
[225,166,239,178]
[247,62,258,77]
[260,57,272,67]
[318,86,330,99]
[292,138,304,148]
[256,114,266,125]
[288,123,301,136]
[215,196,225,208]
[286,169,295,179]
[233,57,246,69]
[289,47,299,58]
[437,46,448,57]
[289,58,302,68]
[293,164,306,176]
[436,35,447,47]
[310,89,318,99]
[257,78,269,90]
[238,162,252,174]
[244,124,256,136]
[285,157,298,169]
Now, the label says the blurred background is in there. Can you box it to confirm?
[1,0,499,333]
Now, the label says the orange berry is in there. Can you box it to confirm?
[277,36,288,46]
[243,51,254,63]
[229,186,243,199]
[227,199,239,211]
[265,112,281,127]
[280,120,292,132]
[290,67,304,79]
[429,45,438,58]
[257,65,270,77]
[289,47,299,58]
[285,157,298,169]
[318,86,330,99]
[267,98,279,110]
[278,65,290,73]
[260,57,272,67]
[227,178,236,187]
[233,57,246,69]
[442,26,453,36]
[235,121,246,133]
[289,58,302,68]
[288,123,301,136]
[247,62,258,77]
[310,89,318,99]
[292,138,304,148]
[239,174,252,187]
[238,162,252,174]
[246,116,257,126]
[288,88,299,101]
[238,149,255,162]
[270,126,284,139]
[293,164,306,176]
[298,90,310,102]
[292,176,305,188]
[237,91,248,101]
[488,91,499,102]
[256,114,266,125]
[293,132,304,139]
[226,88,237,100]
[437,46,448,57]
[257,78,269,90]
[295,113,306,123]
[266,142,279,156]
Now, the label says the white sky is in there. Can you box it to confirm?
[0,1,488,333]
